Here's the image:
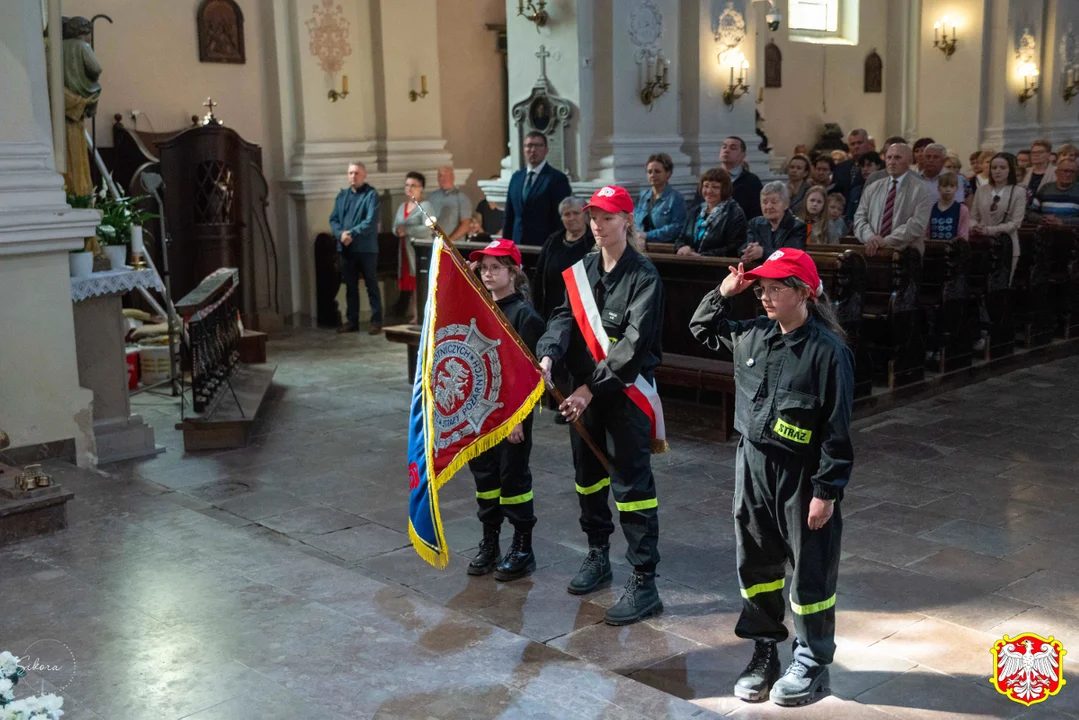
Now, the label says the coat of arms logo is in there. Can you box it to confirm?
[991,632,1066,706]
[430,320,503,451]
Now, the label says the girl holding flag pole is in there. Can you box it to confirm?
[536,185,668,626]
[464,240,546,580]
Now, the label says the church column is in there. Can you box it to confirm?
[682,0,769,181]
[981,0,1051,151]
[0,0,101,465]
[1041,0,1079,146]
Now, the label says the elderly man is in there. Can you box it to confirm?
[921,144,965,204]
[721,136,764,219]
[1029,158,1079,225]
[854,144,931,257]
[427,167,472,242]
[329,162,382,333]
[832,128,872,198]
[740,181,808,263]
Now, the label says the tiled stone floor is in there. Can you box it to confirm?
[4,327,1079,718]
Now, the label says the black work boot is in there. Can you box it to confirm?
[604,570,663,625]
[467,525,501,576]
[769,660,830,706]
[733,640,781,702]
[493,530,536,581]
[566,544,612,595]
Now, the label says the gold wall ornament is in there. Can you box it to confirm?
[933,17,958,58]
[723,52,750,109]
[329,74,349,102]
[517,0,548,30]
[409,75,429,102]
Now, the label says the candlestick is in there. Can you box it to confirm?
[421,75,428,94]
[730,66,735,85]
[342,75,348,94]
[934,22,940,42]
[130,225,144,254]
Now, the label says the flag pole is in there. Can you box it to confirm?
[415,203,613,475]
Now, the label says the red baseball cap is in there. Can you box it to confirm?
[469,238,522,267]
[583,185,634,214]
[743,248,824,301]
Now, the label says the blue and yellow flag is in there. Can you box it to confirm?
[407,239,545,568]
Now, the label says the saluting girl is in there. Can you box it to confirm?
[690,249,854,707]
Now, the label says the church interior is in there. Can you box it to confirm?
[3,0,1079,717]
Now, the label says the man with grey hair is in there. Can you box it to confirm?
[832,128,872,198]
[741,181,807,262]
[920,144,964,203]
[329,161,382,333]
[854,143,931,256]
[427,167,472,242]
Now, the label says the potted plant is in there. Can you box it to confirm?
[65,191,97,277]
[93,185,157,271]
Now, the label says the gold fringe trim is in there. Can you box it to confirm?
[432,379,545,491]
[408,519,449,569]
[651,438,670,455]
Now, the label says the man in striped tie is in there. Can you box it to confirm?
[853,143,931,256]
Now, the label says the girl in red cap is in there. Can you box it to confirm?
[536,184,667,626]
[464,239,545,581]
[690,249,854,706]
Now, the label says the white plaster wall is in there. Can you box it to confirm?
[917,0,986,163]
[0,254,94,454]
[755,0,890,159]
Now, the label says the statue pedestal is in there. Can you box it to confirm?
[71,269,166,465]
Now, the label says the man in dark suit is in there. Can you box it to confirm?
[502,131,573,246]
[830,128,871,198]
[720,136,763,220]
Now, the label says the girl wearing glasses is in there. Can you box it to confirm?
[690,249,854,707]
[464,240,545,581]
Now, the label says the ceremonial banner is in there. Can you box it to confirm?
[407,239,546,568]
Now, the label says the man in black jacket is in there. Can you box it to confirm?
[720,136,764,220]
[830,128,872,199]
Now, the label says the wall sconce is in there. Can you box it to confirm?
[723,52,750,109]
[328,75,349,102]
[517,0,548,30]
[1064,67,1079,103]
[933,17,958,58]
[1018,61,1039,105]
[639,52,670,110]
[409,75,429,102]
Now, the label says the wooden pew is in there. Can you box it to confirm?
[806,246,871,397]
[967,232,1014,360]
[920,240,972,373]
[1013,226,1056,347]
[831,240,924,389]
[1040,224,1079,338]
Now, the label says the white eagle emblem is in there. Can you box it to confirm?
[991,633,1067,706]
[598,186,617,197]
[767,249,785,262]
[429,319,504,452]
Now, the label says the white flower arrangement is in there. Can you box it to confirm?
[0,652,62,720]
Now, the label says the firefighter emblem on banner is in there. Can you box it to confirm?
[431,321,503,451]
[990,632,1066,706]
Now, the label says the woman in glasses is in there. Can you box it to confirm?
[690,249,854,708]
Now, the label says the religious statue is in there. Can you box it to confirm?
[61,16,102,199]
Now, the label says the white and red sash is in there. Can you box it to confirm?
[562,261,667,452]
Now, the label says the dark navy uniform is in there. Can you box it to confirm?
[468,291,545,531]
[690,289,854,669]
[536,245,664,570]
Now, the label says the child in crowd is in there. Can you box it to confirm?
[926,172,970,241]
[464,240,545,582]
[800,186,831,245]
[826,193,849,242]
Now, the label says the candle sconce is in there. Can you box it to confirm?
[933,17,958,58]
[639,52,670,110]
[517,0,548,30]
[722,53,750,109]
[409,75,429,102]
[1064,67,1079,103]
[328,74,349,102]
[1018,62,1039,105]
